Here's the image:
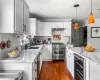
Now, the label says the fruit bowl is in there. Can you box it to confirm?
[85,48,95,52]
[85,45,95,52]
[8,49,19,58]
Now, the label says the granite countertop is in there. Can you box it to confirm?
[69,47,100,65]
[0,45,43,63]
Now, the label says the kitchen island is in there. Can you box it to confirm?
[66,47,100,80]
[70,47,100,64]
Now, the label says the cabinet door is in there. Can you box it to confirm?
[70,53,74,77]
[42,45,52,61]
[67,51,74,77]
[36,21,39,36]
[40,48,43,71]
[37,21,43,36]
[67,51,71,71]
[71,24,75,45]
[29,18,37,36]
[15,0,23,33]
[89,62,100,80]
[23,3,29,34]
[43,22,51,36]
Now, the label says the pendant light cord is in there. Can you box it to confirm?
[91,0,92,13]
[76,7,77,22]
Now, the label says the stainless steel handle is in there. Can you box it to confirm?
[23,24,25,31]
[23,24,26,32]
[24,25,26,31]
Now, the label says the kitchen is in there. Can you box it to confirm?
[0,0,100,80]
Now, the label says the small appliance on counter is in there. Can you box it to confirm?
[48,38,51,44]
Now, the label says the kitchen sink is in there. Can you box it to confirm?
[28,47,39,49]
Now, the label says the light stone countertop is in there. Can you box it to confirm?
[0,45,43,63]
[69,47,100,65]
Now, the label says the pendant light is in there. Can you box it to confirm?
[74,4,79,30]
[88,0,95,24]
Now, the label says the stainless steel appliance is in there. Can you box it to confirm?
[74,54,85,80]
[0,70,23,80]
[52,43,66,61]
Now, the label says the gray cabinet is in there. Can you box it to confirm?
[0,0,29,33]
[71,24,84,47]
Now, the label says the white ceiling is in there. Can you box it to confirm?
[25,0,100,20]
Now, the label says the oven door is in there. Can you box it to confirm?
[52,48,65,60]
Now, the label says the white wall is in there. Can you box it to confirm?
[84,19,100,49]
[0,34,20,59]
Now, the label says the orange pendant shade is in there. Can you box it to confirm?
[88,13,95,24]
[74,22,79,29]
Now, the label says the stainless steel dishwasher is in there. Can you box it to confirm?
[0,70,23,80]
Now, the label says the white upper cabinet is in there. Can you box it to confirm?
[15,0,23,33]
[29,18,37,36]
[0,0,29,33]
[43,22,52,36]
[36,21,72,36]
[23,3,29,34]
[64,22,72,36]
[36,21,43,36]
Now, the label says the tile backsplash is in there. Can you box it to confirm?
[0,34,20,59]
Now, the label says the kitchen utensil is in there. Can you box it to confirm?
[0,36,6,50]
[6,37,12,48]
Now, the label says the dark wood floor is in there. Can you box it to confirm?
[39,61,73,80]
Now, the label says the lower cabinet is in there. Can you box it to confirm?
[89,61,100,80]
[40,47,43,71]
[32,58,37,80]
[66,49,74,78]
[67,49,100,80]
[42,45,52,61]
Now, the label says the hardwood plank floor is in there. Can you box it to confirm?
[39,61,73,80]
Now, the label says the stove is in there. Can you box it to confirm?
[52,43,66,61]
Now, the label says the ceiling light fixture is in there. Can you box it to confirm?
[88,0,95,24]
[74,4,79,30]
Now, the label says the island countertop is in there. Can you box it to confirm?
[69,47,100,65]
[0,45,43,63]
